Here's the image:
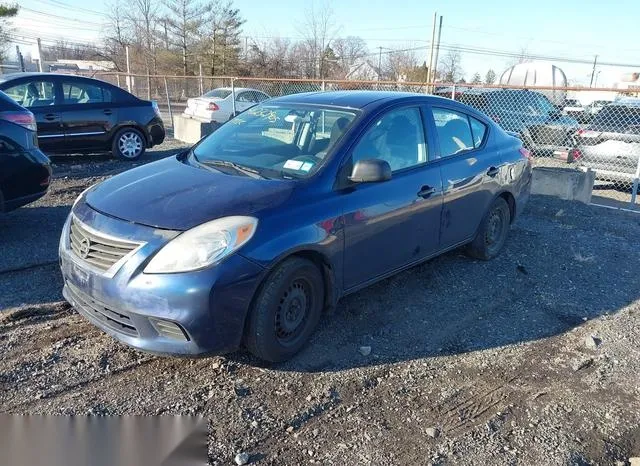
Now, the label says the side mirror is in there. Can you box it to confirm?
[349,159,391,183]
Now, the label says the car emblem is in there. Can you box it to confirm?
[78,236,92,259]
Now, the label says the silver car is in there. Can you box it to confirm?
[573,99,640,184]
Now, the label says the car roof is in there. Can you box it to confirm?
[208,87,265,93]
[613,98,640,108]
[0,72,94,82]
[267,90,435,109]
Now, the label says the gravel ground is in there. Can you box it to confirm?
[2,140,640,465]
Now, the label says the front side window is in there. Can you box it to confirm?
[432,108,475,157]
[190,104,357,179]
[3,81,56,108]
[62,82,111,104]
[351,107,427,172]
[236,92,252,103]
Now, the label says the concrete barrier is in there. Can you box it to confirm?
[531,167,595,204]
[174,114,221,144]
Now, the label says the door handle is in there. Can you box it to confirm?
[103,109,113,115]
[486,166,500,177]
[417,185,437,198]
[44,113,59,121]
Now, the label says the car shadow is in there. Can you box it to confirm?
[0,205,71,310]
[234,196,640,372]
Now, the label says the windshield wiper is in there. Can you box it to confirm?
[200,159,266,179]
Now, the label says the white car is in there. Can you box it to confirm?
[183,88,271,123]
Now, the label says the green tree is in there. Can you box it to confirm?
[0,3,18,61]
[471,72,482,84]
[485,69,497,85]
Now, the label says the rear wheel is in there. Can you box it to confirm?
[112,128,146,160]
[466,197,511,260]
[245,257,324,363]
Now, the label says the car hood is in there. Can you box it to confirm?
[85,156,294,230]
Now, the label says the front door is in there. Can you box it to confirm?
[429,106,504,248]
[59,79,117,152]
[341,106,443,290]
[0,78,63,151]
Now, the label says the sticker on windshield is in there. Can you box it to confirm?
[283,160,304,170]
[300,162,314,172]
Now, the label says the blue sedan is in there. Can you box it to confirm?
[59,91,532,362]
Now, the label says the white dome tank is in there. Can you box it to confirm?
[499,62,567,105]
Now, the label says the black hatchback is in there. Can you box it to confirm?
[0,73,165,160]
[0,90,51,212]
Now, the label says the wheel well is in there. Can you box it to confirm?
[112,125,148,146]
[499,191,516,222]
[290,250,336,313]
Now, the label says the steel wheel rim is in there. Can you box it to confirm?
[485,208,506,252]
[118,132,143,158]
[274,278,312,346]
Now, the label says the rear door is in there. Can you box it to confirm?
[0,78,63,151]
[428,106,504,248]
[58,77,117,152]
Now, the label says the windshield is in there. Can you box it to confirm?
[203,89,232,99]
[592,105,640,129]
[190,104,358,179]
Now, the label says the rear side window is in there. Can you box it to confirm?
[469,117,487,147]
[62,82,111,104]
[432,108,476,157]
[204,89,232,99]
[3,81,56,108]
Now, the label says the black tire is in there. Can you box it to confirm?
[245,257,324,363]
[466,197,511,261]
[112,127,146,160]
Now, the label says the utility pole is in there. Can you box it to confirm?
[125,45,132,93]
[36,38,44,72]
[427,12,437,86]
[377,46,383,81]
[431,15,443,85]
[589,55,598,88]
[16,45,25,72]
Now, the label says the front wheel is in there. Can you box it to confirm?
[466,197,511,260]
[112,128,146,160]
[244,257,324,363]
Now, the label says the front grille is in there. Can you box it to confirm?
[69,216,139,273]
[66,282,138,336]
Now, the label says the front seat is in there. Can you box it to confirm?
[25,83,41,107]
[380,115,419,171]
[316,117,350,159]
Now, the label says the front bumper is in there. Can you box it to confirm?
[59,202,264,356]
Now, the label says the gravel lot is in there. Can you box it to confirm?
[2,140,640,465]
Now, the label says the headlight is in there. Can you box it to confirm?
[144,216,258,274]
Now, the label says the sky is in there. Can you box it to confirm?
[8,0,640,86]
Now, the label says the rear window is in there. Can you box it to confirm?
[203,89,232,99]
[592,106,640,128]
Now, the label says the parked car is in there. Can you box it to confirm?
[0,90,51,213]
[573,99,640,182]
[583,99,612,119]
[183,87,270,123]
[0,73,165,160]
[563,98,585,118]
[59,91,532,362]
[459,88,579,158]
[433,86,470,101]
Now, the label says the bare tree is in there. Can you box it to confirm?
[439,49,463,83]
[507,47,531,67]
[471,72,482,84]
[298,0,338,78]
[385,47,418,81]
[332,36,367,78]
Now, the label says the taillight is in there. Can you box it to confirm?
[568,148,582,162]
[207,102,219,111]
[0,111,37,131]
[519,147,533,162]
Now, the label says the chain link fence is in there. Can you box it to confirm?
[82,72,640,208]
